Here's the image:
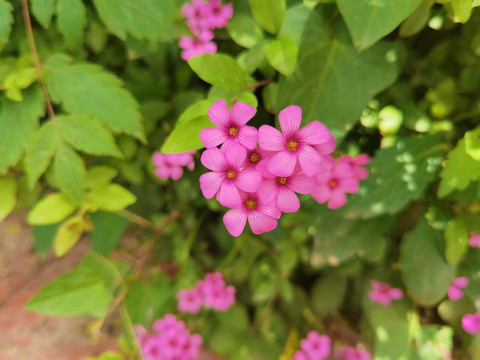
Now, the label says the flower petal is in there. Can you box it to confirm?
[327,189,347,209]
[248,211,278,235]
[208,99,230,128]
[231,101,256,126]
[279,105,302,138]
[259,125,285,151]
[200,127,227,149]
[237,125,258,150]
[339,178,359,193]
[311,185,330,204]
[223,208,248,237]
[268,150,297,177]
[222,141,247,169]
[199,172,224,199]
[288,173,316,194]
[276,188,300,213]
[236,170,262,192]
[452,277,469,287]
[388,288,403,300]
[297,145,322,177]
[448,286,463,301]
[217,181,241,208]
[313,134,336,154]
[170,166,184,180]
[298,121,332,145]
[258,179,278,204]
[201,147,226,171]
[462,314,477,333]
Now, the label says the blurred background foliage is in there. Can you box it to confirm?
[1,0,480,358]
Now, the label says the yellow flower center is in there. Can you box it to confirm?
[277,177,288,185]
[249,152,260,163]
[245,198,257,210]
[329,180,337,188]
[227,170,237,179]
[229,127,239,137]
[287,139,298,151]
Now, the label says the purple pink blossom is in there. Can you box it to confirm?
[135,314,202,360]
[368,280,403,306]
[177,272,236,314]
[469,231,480,248]
[179,30,217,61]
[335,346,372,360]
[153,150,196,181]
[448,277,469,301]
[292,331,331,360]
[462,310,480,336]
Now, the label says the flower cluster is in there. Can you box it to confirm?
[334,346,372,360]
[179,0,233,60]
[368,280,404,306]
[177,272,235,314]
[198,100,369,237]
[292,331,331,360]
[134,314,202,360]
[448,277,469,301]
[152,151,196,181]
[462,310,480,336]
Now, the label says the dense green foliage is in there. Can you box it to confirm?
[2,0,480,359]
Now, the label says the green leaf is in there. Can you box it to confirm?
[30,0,56,28]
[24,121,58,188]
[249,0,286,34]
[399,4,430,38]
[125,276,173,326]
[86,166,118,189]
[89,184,137,212]
[176,98,219,127]
[444,216,469,265]
[336,0,422,51]
[54,215,90,256]
[344,137,447,219]
[265,37,298,76]
[400,217,454,306]
[0,177,17,222]
[44,56,145,142]
[311,273,347,318]
[27,193,77,225]
[26,254,115,317]
[277,6,400,142]
[438,138,480,197]
[188,54,248,92]
[227,15,264,49]
[56,0,86,45]
[53,141,87,203]
[57,114,123,158]
[161,116,212,153]
[0,0,13,48]
[0,86,45,174]
[90,211,130,256]
[92,0,177,41]
[452,0,474,23]
[464,127,480,160]
[32,223,58,254]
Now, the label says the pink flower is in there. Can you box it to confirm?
[335,346,371,360]
[462,310,480,335]
[338,154,370,180]
[292,350,310,360]
[258,105,334,177]
[469,231,480,248]
[202,284,236,311]
[152,150,196,181]
[179,30,217,61]
[311,159,359,209]
[300,331,331,359]
[448,277,469,301]
[200,99,258,150]
[223,191,281,237]
[203,0,233,29]
[199,141,262,208]
[257,163,316,213]
[177,287,203,314]
[242,147,273,171]
[368,280,403,306]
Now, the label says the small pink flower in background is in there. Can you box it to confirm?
[135,314,202,360]
[199,141,262,208]
[368,280,403,306]
[469,231,480,248]
[153,150,196,181]
[448,277,469,301]
[335,346,372,360]
[257,163,316,213]
[311,159,359,209]
[223,191,281,237]
[462,310,480,335]
[177,272,236,313]
[203,0,233,29]
[338,154,370,181]
[293,331,331,360]
[259,105,334,177]
[179,30,217,61]
[200,99,258,150]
